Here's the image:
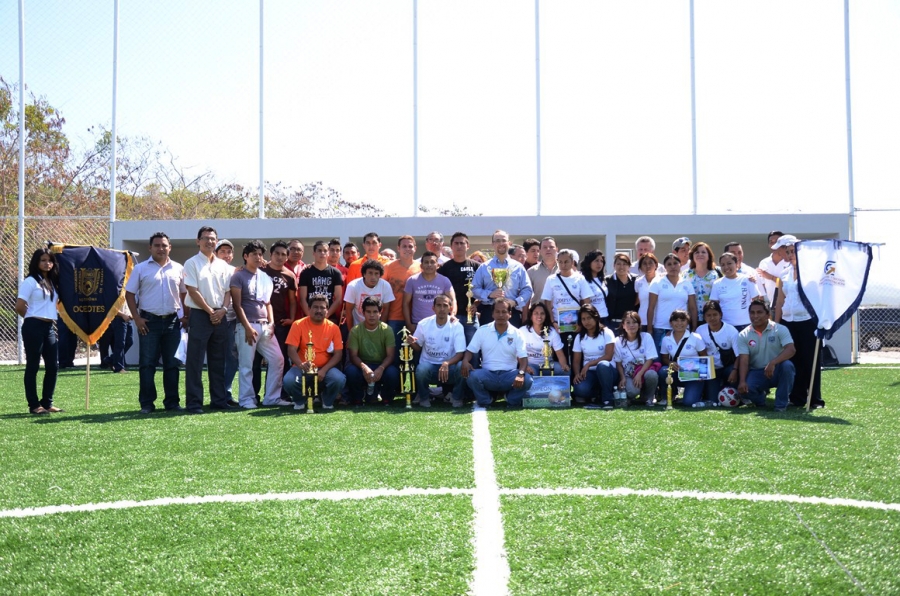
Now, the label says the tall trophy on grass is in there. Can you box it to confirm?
[540,328,554,376]
[301,331,319,413]
[398,326,416,410]
[665,362,676,410]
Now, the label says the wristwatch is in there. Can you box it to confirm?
[517,370,525,376]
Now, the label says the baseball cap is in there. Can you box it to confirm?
[215,239,234,251]
[771,234,799,250]
[672,237,691,250]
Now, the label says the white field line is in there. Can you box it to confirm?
[503,487,900,512]
[469,405,511,596]
[3,485,899,521]
[0,487,473,519]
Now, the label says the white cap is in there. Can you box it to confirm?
[771,234,799,250]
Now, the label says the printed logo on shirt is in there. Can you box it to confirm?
[748,339,757,347]
[507,337,514,346]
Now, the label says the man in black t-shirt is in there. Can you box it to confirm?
[298,240,344,324]
[438,231,481,348]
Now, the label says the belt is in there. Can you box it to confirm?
[140,311,177,319]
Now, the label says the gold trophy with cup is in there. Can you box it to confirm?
[398,327,416,410]
[301,331,319,413]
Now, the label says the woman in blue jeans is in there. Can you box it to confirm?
[571,304,617,409]
[14,248,62,415]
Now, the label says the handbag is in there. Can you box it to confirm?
[708,328,736,368]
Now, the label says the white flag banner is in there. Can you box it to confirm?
[795,239,873,340]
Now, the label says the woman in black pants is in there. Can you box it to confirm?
[15,248,63,415]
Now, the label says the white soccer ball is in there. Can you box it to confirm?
[718,386,740,407]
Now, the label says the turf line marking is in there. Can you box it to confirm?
[502,487,900,512]
[469,405,511,596]
[0,488,473,519]
[787,503,871,595]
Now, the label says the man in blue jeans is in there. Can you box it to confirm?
[125,231,187,414]
[462,298,532,408]
[737,298,796,411]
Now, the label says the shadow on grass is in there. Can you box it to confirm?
[724,407,851,425]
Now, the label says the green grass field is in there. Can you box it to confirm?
[1,365,898,595]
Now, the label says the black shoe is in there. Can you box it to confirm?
[186,407,205,415]
[584,403,603,410]
[211,402,240,410]
[226,400,240,407]
[601,401,614,410]
[139,407,155,414]
[165,406,186,412]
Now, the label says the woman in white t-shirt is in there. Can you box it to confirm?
[659,310,708,406]
[646,253,698,355]
[696,300,740,403]
[542,249,594,362]
[579,249,610,324]
[634,253,659,330]
[522,303,569,376]
[571,305,617,409]
[14,248,62,415]
[613,310,660,406]
[709,252,760,330]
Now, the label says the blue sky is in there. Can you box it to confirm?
[2,0,897,228]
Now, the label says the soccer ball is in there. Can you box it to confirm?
[718,386,740,407]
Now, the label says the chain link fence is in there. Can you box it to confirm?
[0,216,109,362]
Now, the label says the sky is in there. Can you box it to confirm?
[1,0,898,294]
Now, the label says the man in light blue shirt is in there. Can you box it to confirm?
[471,229,532,328]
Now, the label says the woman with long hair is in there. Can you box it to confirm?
[14,248,63,415]
[634,253,659,331]
[646,253,698,354]
[580,249,609,325]
[604,252,637,331]
[522,302,569,376]
[696,300,740,403]
[571,304,617,409]
[542,249,593,356]
[612,311,660,406]
[709,251,760,331]
[682,242,719,322]
[659,310,708,406]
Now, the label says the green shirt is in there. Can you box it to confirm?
[348,322,394,363]
[737,321,794,370]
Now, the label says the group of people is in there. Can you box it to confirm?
[15,227,823,415]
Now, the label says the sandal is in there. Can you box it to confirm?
[30,407,50,415]
[46,406,65,413]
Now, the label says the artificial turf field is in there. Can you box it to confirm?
[0,365,898,595]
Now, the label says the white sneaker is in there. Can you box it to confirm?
[323,404,334,410]
[241,403,258,409]
[293,403,304,410]
[419,398,431,408]
[273,399,292,407]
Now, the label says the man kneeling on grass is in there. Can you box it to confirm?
[409,294,467,408]
[462,298,532,408]
[345,297,400,406]
[737,297,796,411]
[283,294,345,410]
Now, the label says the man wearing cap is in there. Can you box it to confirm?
[183,226,237,413]
[672,237,692,270]
[757,231,790,305]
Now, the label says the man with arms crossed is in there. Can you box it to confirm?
[231,240,288,409]
[126,232,187,414]
[298,240,344,324]
[462,298,533,408]
[283,294,346,410]
[409,295,467,408]
[737,297,796,411]
[183,226,236,413]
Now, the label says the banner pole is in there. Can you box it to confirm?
[85,338,91,410]
[805,338,821,413]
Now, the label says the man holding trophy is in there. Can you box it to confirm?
[471,229,533,328]
[283,294,346,411]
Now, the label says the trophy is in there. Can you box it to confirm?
[665,363,676,410]
[540,328,554,376]
[489,266,510,293]
[301,331,319,413]
[398,327,416,409]
[465,279,475,324]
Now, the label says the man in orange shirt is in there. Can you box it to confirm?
[346,232,393,284]
[382,235,420,362]
[283,294,345,410]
